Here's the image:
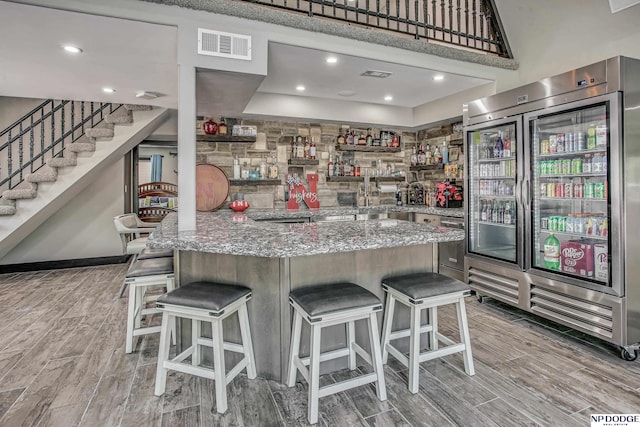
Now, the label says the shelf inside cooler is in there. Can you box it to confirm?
[478,195,516,200]
[477,156,516,162]
[538,173,607,178]
[478,221,516,228]
[539,197,606,202]
[473,246,517,260]
[537,149,607,158]
[538,229,607,241]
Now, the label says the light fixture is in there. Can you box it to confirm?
[136,91,159,99]
[296,85,306,91]
[102,87,116,94]
[326,56,338,64]
[433,74,445,81]
[384,95,393,101]
[63,45,83,54]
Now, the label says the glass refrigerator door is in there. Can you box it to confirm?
[467,120,519,263]
[530,102,610,285]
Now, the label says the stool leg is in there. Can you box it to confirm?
[431,306,439,351]
[154,312,172,396]
[408,304,421,394]
[380,292,395,364]
[456,297,475,376]
[238,303,257,379]
[167,277,176,346]
[192,319,201,366]
[126,282,137,354]
[367,312,387,402]
[308,323,322,425]
[212,318,228,414]
[346,321,356,370]
[134,285,143,329]
[286,310,303,387]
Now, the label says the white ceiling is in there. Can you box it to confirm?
[0,1,493,125]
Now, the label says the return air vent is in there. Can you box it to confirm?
[360,70,392,78]
[198,28,252,60]
[468,267,519,305]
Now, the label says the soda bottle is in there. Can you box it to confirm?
[494,132,503,158]
[543,233,561,270]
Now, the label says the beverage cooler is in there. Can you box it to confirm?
[463,56,640,360]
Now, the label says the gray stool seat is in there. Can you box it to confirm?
[126,257,174,278]
[158,281,251,315]
[289,282,381,320]
[382,272,469,301]
[136,248,174,260]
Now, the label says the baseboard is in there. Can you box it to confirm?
[0,255,130,274]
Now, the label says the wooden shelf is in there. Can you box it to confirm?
[288,159,319,165]
[409,164,445,171]
[229,179,281,186]
[375,176,405,182]
[335,144,401,153]
[196,135,256,143]
[326,176,405,182]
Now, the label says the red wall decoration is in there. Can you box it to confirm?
[286,173,320,210]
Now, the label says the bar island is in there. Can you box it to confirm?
[148,208,464,381]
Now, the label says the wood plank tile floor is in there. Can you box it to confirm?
[0,264,639,426]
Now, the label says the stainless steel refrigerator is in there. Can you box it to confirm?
[463,56,640,360]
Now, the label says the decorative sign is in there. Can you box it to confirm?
[286,173,320,210]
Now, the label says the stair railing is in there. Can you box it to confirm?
[0,100,122,193]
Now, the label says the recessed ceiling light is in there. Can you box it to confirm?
[63,45,83,54]
[384,95,393,101]
[296,85,305,91]
[433,74,445,81]
[102,87,116,94]
[326,56,338,64]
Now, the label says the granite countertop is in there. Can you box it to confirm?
[148,207,465,258]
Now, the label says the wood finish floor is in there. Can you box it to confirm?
[0,264,639,426]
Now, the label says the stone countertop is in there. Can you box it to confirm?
[242,205,464,221]
[148,209,465,258]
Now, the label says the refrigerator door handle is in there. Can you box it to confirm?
[522,178,531,210]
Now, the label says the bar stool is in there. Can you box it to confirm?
[118,247,174,297]
[124,257,175,353]
[380,272,474,394]
[154,281,256,414]
[287,282,387,425]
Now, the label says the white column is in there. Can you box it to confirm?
[177,64,196,232]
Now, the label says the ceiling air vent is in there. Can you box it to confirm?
[360,70,392,78]
[198,28,252,61]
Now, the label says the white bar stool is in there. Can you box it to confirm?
[380,272,474,394]
[154,281,256,414]
[124,257,175,353]
[286,282,387,425]
[118,247,174,298]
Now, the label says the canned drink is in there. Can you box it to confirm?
[540,183,547,196]
[554,160,561,175]
[564,182,574,198]
[557,216,566,232]
[540,161,547,175]
[541,217,549,230]
[557,133,565,153]
[576,132,586,150]
[562,159,571,175]
[556,183,565,198]
[600,218,608,237]
[571,158,583,174]
[549,216,558,231]
[574,183,583,198]
[584,182,595,198]
[566,132,574,152]
[547,183,556,198]
[565,215,575,233]
[594,182,605,199]
[549,135,557,153]
[541,139,550,154]
[574,215,585,234]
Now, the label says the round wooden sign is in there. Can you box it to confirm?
[195,163,230,211]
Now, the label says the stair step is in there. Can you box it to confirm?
[47,157,77,168]
[3,183,37,200]
[124,104,153,111]
[105,109,133,125]
[85,128,114,139]
[0,205,16,216]
[26,167,58,183]
[67,142,96,153]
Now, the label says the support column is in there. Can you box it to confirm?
[177,64,196,232]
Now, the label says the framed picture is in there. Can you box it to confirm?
[449,147,460,162]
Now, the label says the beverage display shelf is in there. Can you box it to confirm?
[478,221,516,228]
[538,173,607,178]
[229,179,281,186]
[474,176,516,180]
[537,148,606,158]
[477,156,516,163]
[335,144,401,153]
[539,197,606,202]
[538,229,607,241]
[478,195,516,200]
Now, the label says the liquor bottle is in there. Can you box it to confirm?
[494,132,503,158]
[442,142,449,165]
[358,133,366,145]
[337,130,346,144]
[410,147,418,167]
[296,137,305,159]
[290,138,297,159]
[543,233,561,270]
[418,145,427,166]
[338,157,345,176]
[310,140,317,160]
[366,128,373,145]
[259,160,267,179]
[268,161,279,179]
[303,138,310,159]
[233,156,241,179]
[425,144,433,165]
[327,155,334,177]
[218,118,227,135]
[433,145,441,164]
[346,129,354,145]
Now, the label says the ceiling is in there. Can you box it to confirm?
[0,1,493,126]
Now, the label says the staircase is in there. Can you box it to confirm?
[0,101,169,260]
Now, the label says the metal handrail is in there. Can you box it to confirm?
[241,0,511,58]
[0,100,122,192]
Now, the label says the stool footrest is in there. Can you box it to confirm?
[318,372,378,398]
[197,337,247,354]
[352,342,372,366]
[299,347,351,367]
[163,360,216,380]
[225,358,250,385]
[419,344,466,362]
[386,345,409,367]
[174,347,194,363]
[388,324,433,341]
[132,325,161,336]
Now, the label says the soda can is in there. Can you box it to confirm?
[547,183,556,198]
[549,216,558,231]
[594,182,605,199]
[574,183,583,198]
[540,183,547,196]
[584,182,594,198]
[566,215,575,233]
[549,135,557,153]
[554,160,561,175]
[557,134,565,153]
[576,132,586,150]
[556,182,565,198]
[541,139,550,154]
[566,132,574,152]
[564,182,574,198]
[541,217,549,230]
[574,216,585,234]
[571,158,583,174]
[557,216,566,232]
[540,161,546,176]
[562,159,571,175]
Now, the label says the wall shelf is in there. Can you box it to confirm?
[196,135,257,143]
[335,144,401,153]
[409,164,445,171]
[229,179,281,186]
[288,159,319,165]
[326,176,405,182]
